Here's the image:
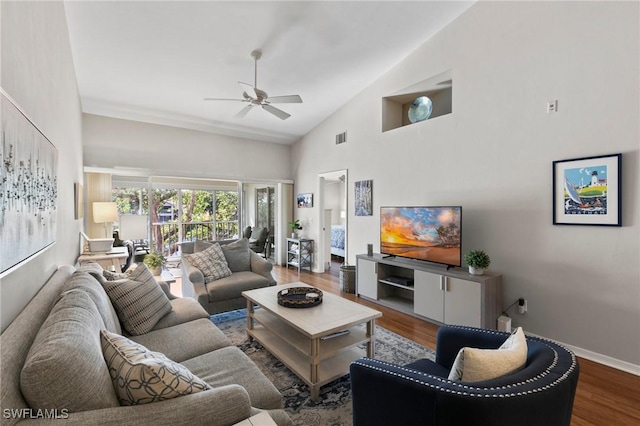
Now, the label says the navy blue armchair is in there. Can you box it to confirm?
[350,325,579,426]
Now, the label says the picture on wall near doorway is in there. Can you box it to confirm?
[552,153,621,226]
[297,193,313,208]
[355,180,373,216]
[1,91,58,276]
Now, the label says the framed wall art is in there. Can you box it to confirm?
[297,193,313,208]
[355,179,373,216]
[1,91,58,276]
[552,153,621,226]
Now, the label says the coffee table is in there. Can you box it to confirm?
[242,282,382,401]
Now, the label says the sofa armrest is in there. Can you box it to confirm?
[18,385,252,426]
[249,252,275,284]
[181,257,209,307]
[157,280,177,300]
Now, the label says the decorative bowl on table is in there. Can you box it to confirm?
[277,287,323,308]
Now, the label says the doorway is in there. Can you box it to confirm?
[317,170,347,272]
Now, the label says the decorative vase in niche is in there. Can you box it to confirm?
[469,266,484,276]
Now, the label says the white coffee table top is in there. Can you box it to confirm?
[243,282,381,338]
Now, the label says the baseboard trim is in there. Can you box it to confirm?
[528,332,640,376]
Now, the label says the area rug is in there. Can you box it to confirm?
[211,309,434,426]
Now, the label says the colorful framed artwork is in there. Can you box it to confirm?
[1,91,58,276]
[297,193,313,208]
[355,180,373,216]
[552,153,621,226]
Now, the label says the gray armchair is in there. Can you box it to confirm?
[181,239,276,314]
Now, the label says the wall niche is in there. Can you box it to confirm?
[382,69,452,132]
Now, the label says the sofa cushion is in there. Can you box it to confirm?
[20,289,120,412]
[220,238,251,272]
[206,271,274,301]
[185,243,232,283]
[130,318,232,363]
[448,327,527,382]
[151,297,210,330]
[101,263,172,335]
[100,330,211,405]
[63,270,122,334]
[181,346,282,410]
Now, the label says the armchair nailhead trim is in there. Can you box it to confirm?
[352,325,578,398]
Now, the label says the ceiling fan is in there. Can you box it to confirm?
[204,50,302,120]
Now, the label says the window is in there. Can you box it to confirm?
[112,177,239,257]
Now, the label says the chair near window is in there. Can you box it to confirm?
[248,227,269,255]
[242,226,253,239]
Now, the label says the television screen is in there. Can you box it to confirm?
[380,206,462,267]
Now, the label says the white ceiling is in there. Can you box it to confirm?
[64,1,474,144]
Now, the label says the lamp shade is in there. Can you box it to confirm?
[93,202,118,224]
[119,214,148,240]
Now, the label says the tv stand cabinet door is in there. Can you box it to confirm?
[444,277,482,328]
[414,270,444,322]
[357,258,378,299]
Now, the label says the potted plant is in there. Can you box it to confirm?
[143,251,166,276]
[464,250,491,276]
[288,219,302,239]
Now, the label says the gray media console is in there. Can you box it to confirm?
[356,254,502,329]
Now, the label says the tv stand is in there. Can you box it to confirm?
[356,254,502,330]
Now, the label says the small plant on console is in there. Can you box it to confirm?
[464,250,491,276]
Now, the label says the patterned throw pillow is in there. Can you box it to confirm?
[100,330,210,405]
[447,327,528,382]
[184,243,232,283]
[101,263,172,335]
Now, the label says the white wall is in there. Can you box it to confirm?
[1,1,84,331]
[291,1,639,369]
[83,114,292,182]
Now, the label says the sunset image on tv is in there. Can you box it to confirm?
[380,207,461,266]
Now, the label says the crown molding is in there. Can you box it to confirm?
[81,99,301,145]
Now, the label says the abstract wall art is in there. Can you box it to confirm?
[1,92,58,276]
[355,179,373,216]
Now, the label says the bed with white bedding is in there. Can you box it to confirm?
[330,225,345,258]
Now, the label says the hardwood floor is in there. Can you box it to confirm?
[272,260,640,426]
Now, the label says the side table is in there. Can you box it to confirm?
[77,246,128,272]
[286,238,313,273]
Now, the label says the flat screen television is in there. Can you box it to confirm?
[380,206,462,267]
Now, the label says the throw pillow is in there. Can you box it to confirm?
[194,239,214,253]
[100,330,210,405]
[21,290,120,412]
[184,243,232,283]
[101,263,172,335]
[220,238,251,272]
[447,327,528,382]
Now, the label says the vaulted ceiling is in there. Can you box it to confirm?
[64,1,474,144]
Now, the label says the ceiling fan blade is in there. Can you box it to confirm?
[262,104,291,120]
[234,104,253,119]
[238,82,258,99]
[267,95,303,104]
[203,97,246,102]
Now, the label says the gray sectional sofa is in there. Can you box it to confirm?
[1,263,291,426]
[181,239,276,315]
